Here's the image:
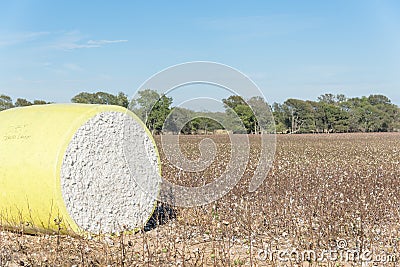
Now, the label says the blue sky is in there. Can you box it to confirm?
[1,1,400,109]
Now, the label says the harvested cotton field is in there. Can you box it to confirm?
[1,133,400,266]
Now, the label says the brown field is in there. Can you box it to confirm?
[1,133,400,266]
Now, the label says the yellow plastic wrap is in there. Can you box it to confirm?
[0,104,160,235]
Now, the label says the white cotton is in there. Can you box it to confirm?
[60,111,160,234]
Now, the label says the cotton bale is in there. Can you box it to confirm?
[0,104,160,234]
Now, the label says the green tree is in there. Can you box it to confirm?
[317,93,347,105]
[223,95,257,134]
[163,107,194,134]
[272,102,288,133]
[341,95,398,132]
[146,95,173,134]
[317,93,337,104]
[367,94,398,131]
[189,117,223,134]
[197,112,227,133]
[367,94,391,105]
[222,95,247,109]
[130,89,161,122]
[71,91,128,108]
[130,89,173,134]
[308,101,326,133]
[283,99,315,133]
[323,103,349,132]
[0,94,14,111]
[269,93,398,134]
[116,92,129,108]
[71,92,97,103]
[248,96,274,133]
[163,108,226,134]
[235,104,256,134]
[33,100,48,105]
[14,98,32,107]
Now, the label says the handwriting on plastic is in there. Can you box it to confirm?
[3,124,31,141]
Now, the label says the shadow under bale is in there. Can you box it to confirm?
[144,203,176,231]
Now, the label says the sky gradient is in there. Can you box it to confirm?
[1,1,400,108]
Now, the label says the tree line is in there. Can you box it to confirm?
[273,94,400,133]
[1,91,399,134]
[0,95,49,109]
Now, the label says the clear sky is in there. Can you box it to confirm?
[1,0,400,108]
